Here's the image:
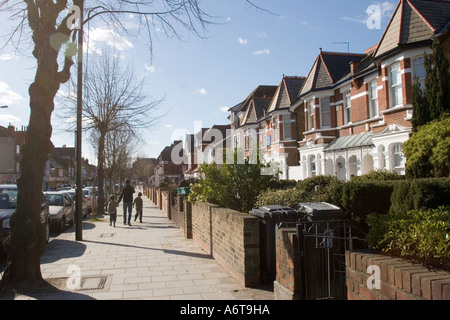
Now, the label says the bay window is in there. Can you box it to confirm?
[389,62,403,107]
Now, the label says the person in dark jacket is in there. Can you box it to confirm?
[118,179,135,226]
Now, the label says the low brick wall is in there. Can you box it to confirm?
[170,193,185,230]
[160,189,170,217]
[346,251,450,300]
[170,193,192,239]
[191,201,260,287]
[274,228,301,300]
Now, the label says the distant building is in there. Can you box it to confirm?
[0,125,27,184]
[154,141,185,186]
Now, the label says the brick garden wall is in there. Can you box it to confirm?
[170,193,192,239]
[346,251,450,300]
[274,228,301,300]
[191,201,260,287]
[170,193,185,231]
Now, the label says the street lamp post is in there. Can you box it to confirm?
[75,2,84,241]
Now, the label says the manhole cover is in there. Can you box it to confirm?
[46,275,111,292]
[78,275,109,291]
[100,233,115,238]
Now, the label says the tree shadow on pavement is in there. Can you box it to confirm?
[0,280,96,300]
[84,239,213,260]
[40,239,87,264]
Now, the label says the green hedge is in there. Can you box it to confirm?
[366,207,450,271]
[256,175,450,270]
[338,181,396,228]
[255,175,341,209]
[390,178,450,215]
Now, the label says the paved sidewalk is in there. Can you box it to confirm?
[1,191,274,300]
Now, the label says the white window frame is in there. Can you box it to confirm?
[412,56,426,91]
[309,155,316,177]
[274,118,279,142]
[344,91,352,124]
[392,143,405,174]
[308,100,314,130]
[369,80,379,118]
[283,115,291,140]
[389,62,403,108]
[320,96,331,128]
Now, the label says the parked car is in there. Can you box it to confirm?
[0,185,50,251]
[66,189,88,217]
[82,188,94,213]
[44,191,75,232]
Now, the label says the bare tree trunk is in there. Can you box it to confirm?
[96,132,106,218]
[0,1,74,292]
[1,36,59,293]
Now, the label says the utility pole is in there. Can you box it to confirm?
[75,1,84,241]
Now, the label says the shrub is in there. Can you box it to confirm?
[389,178,450,216]
[367,207,450,271]
[350,169,405,182]
[404,116,450,178]
[188,156,279,213]
[255,175,341,209]
[338,180,397,229]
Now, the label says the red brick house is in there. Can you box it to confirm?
[259,76,305,179]
[290,0,450,181]
[154,140,185,186]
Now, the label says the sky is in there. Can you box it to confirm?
[0,0,398,163]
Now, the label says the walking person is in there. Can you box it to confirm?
[118,179,135,226]
[107,195,119,227]
[133,192,143,223]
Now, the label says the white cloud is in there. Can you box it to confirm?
[220,106,229,113]
[145,64,156,74]
[380,1,396,18]
[255,32,268,39]
[165,124,173,129]
[0,114,21,125]
[0,53,19,61]
[254,49,270,56]
[146,140,160,147]
[193,88,208,96]
[238,37,248,45]
[0,81,24,105]
[341,1,396,25]
[88,28,134,52]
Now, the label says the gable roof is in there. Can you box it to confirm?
[409,0,450,33]
[299,51,366,97]
[242,98,272,125]
[268,76,305,113]
[374,0,450,57]
[231,85,277,127]
[231,85,278,114]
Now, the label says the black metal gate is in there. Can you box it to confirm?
[296,219,367,300]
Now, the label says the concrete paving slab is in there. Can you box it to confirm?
[0,190,274,301]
